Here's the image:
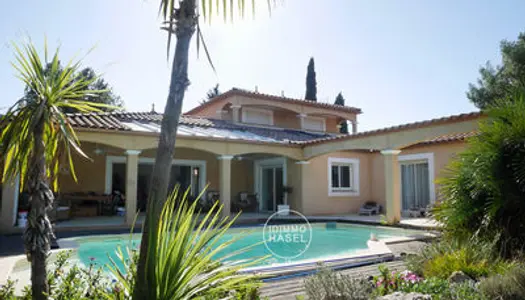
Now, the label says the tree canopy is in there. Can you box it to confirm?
[305,57,317,101]
[24,63,123,113]
[467,32,525,109]
[200,83,220,104]
[334,92,348,133]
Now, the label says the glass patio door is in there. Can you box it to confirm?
[401,162,430,211]
[261,166,283,212]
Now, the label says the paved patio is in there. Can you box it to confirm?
[51,213,438,230]
[1,212,439,236]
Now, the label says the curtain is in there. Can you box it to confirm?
[401,164,414,210]
[401,162,430,211]
[414,163,430,208]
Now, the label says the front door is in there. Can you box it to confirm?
[401,162,430,212]
[261,166,284,212]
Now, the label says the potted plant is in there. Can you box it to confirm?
[278,186,293,216]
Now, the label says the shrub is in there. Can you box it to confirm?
[0,280,17,300]
[444,281,485,300]
[398,276,449,296]
[373,265,422,296]
[200,280,262,299]
[406,238,513,280]
[0,250,125,299]
[434,89,525,258]
[304,266,373,300]
[370,265,485,299]
[479,265,525,299]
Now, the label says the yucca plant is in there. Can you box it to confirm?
[0,40,109,300]
[110,186,263,300]
[434,88,525,258]
[136,1,273,298]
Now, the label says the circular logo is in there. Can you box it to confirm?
[263,209,312,261]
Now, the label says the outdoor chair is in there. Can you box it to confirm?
[50,193,71,222]
[199,191,220,212]
[232,192,258,213]
[100,192,121,216]
[359,201,382,216]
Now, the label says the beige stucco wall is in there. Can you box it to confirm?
[58,143,253,204]
[304,117,481,158]
[370,153,387,210]
[300,151,372,215]
[286,159,302,211]
[59,143,117,194]
[298,141,468,215]
[230,159,254,199]
[324,117,341,134]
[401,141,467,201]
[401,142,466,178]
[272,109,300,129]
[369,141,468,208]
[186,94,356,134]
[187,100,228,119]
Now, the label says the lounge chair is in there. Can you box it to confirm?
[359,201,382,216]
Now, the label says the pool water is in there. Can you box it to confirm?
[74,223,420,269]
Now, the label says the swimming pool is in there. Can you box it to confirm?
[63,223,423,270]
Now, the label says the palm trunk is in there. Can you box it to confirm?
[133,1,197,299]
[24,116,54,300]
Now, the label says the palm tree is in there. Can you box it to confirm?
[0,41,106,300]
[135,1,271,299]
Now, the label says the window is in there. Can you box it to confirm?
[328,157,359,196]
[241,107,273,125]
[301,116,326,132]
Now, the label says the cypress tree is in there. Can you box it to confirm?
[334,92,348,134]
[305,57,317,101]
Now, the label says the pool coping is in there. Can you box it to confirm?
[53,222,436,279]
[3,223,438,281]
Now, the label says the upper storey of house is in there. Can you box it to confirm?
[185,88,362,134]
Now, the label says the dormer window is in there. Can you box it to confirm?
[301,116,326,132]
[241,107,274,126]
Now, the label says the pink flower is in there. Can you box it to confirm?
[376,279,384,287]
[113,285,122,293]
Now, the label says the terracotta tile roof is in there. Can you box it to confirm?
[66,111,482,147]
[185,88,362,115]
[66,112,217,130]
[299,111,484,145]
[66,111,336,144]
[410,131,479,146]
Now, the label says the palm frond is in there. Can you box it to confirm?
[110,186,263,299]
[0,40,109,191]
[159,0,273,61]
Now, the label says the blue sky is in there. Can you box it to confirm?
[0,0,524,131]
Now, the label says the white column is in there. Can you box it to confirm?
[351,121,357,134]
[295,161,310,213]
[381,149,401,224]
[231,105,241,123]
[125,150,141,226]
[218,155,233,218]
[0,175,19,232]
[297,113,307,129]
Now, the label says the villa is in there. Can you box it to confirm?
[0,88,482,232]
